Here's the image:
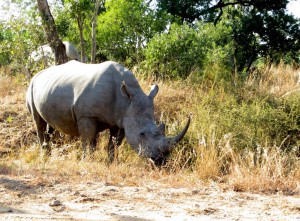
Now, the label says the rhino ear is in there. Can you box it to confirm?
[121,81,132,100]
[149,84,159,100]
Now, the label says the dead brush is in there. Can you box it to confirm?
[246,62,299,97]
[222,141,300,194]
[138,77,196,120]
[0,75,13,98]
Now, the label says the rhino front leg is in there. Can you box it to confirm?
[107,127,125,163]
[78,117,98,159]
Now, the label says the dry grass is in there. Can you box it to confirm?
[246,62,300,97]
[220,139,300,194]
[0,64,299,195]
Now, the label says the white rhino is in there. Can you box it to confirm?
[26,61,190,165]
[30,41,82,66]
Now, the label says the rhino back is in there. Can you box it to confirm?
[29,61,140,135]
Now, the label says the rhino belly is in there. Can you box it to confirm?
[48,118,79,136]
[37,103,80,136]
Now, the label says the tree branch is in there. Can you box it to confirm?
[199,0,253,16]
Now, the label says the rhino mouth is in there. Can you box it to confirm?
[136,116,191,166]
[150,153,170,166]
[147,153,170,166]
[138,144,169,165]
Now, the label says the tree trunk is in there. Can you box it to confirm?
[77,17,86,63]
[36,0,68,65]
[91,0,101,63]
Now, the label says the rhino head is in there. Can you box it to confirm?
[121,82,190,165]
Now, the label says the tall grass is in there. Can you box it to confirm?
[155,62,300,193]
[0,63,299,193]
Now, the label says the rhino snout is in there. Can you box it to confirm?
[150,150,170,166]
[140,116,191,165]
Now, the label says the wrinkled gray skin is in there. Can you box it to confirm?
[26,61,190,165]
[30,41,82,65]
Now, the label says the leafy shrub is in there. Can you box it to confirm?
[197,86,300,153]
[96,0,169,66]
[142,21,234,80]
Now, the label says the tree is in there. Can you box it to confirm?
[157,0,205,23]
[91,0,104,63]
[36,0,68,65]
[157,0,289,24]
[64,0,94,61]
[157,0,300,73]
[97,0,169,65]
[229,6,300,71]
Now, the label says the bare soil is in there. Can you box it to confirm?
[1,174,300,221]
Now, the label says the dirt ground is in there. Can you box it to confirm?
[1,174,300,221]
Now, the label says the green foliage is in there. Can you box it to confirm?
[0,22,13,65]
[217,97,299,150]
[188,83,300,158]
[62,0,94,61]
[1,0,299,79]
[142,21,233,79]
[157,0,290,23]
[279,95,300,149]
[157,0,204,23]
[55,12,71,39]
[55,8,80,46]
[96,0,169,66]
[0,1,46,73]
[142,23,200,79]
[229,7,300,72]
[156,0,300,74]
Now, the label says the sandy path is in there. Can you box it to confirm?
[1,175,300,221]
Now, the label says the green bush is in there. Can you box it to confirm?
[142,21,234,80]
[96,0,169,66]
[195,86,300,152]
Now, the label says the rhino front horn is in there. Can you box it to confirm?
[165,114,191,150]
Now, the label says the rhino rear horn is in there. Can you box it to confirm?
[149,84,159,100]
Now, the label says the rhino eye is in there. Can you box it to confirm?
[140,132,145,137]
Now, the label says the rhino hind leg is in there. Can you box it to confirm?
[47,124,54,135]
[107,127,125,163]
[33,114,51,155]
